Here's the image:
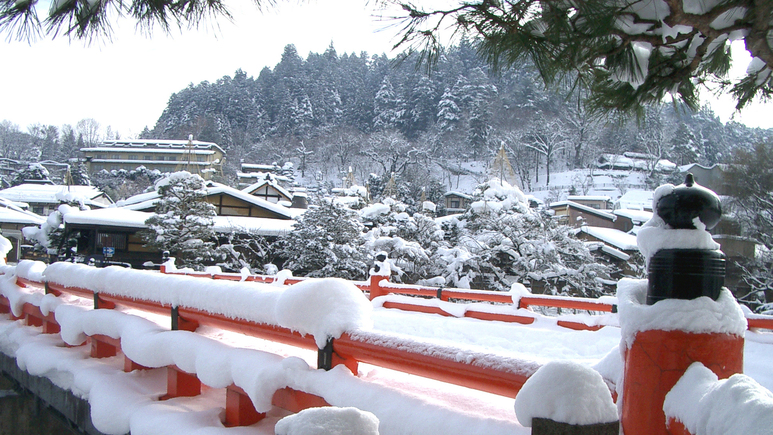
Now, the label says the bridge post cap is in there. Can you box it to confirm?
[656,173,722,230]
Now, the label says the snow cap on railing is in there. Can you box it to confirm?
[15,260,47,282]
[616,278,746,349]
[664,362,773,435]
[43,262,373,348]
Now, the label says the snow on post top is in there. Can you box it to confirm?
[616,278,746,349]
[514,360,617,427]
[275,407,380,435]
[664,362,773,435]
[637,174,720,265]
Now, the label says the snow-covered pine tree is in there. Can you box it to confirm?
[452,179,613,295]
[274,200,370,280]
[141,172,217,270]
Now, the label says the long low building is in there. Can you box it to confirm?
[81,139,225,179]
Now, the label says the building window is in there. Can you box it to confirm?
[96,232,127,250]
[450,200,460,209]
[112,154,120,159]
[144,155,153,160]
[128,155,138,160]
[94,164,104,171]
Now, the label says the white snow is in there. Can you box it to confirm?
[664,362,773,435]
[43,262,372,349]
[616,278,747,349]
[275,407,380,435]
[514,360,617,426]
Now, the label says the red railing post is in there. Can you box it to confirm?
[369,274,386,301]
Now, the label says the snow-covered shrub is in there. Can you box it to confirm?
[442,178,613,295]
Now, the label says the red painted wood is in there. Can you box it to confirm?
[272,387,329,413]
[621,330,743,435]
[164,366,201,399]
[90,334,119,358]
[519,295,614,312]
[464,310,536,324]
[225,385,266,427]
[556,320,605,331]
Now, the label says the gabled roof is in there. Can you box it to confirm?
[0,184,112,207]
[242,176,293,201]
[444,191,473,199]
[549,200,616,221]
[114,182,293,219]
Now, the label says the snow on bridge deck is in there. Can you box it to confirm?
[2,263,773,435]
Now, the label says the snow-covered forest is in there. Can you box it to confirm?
[1,42,771,194]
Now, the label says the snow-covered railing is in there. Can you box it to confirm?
[165,267,621,331]
[2,261,540,430]
[163,266,773,332]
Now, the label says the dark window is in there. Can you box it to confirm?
[96,232,127,250]
[450,200,460,209]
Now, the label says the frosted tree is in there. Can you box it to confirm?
[141,172,217,270]
[373,77,403,131]
[436,87,461,135]
[449,179,613,295]
[274,201,370,280]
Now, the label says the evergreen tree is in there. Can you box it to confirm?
[274,201,369,280]
[141,172,217,270]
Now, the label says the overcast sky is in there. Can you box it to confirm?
[0,1,770,138]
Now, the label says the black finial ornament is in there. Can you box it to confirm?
[647,174,726,305]
[656,173,722,230]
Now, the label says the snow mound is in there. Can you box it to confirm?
[514,360,617,426]
[16,260,47,282]
[616,278,746,348]
[664,362,773,435]
[275,407,380,435]
[276,278,374,348]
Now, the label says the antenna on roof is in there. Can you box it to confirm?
[184,134,200,176]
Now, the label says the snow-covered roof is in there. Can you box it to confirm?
[0,184,111,207]
[114,182,294,220]
[549,201,616,220]
[63,208,296,236]
[206,183,293,219]
[615,190,654,211]
[444,191,472,199]
[580,226,639,251]
[83,139,224,155]
[0,206,45,225]
[567,195,611,202]
[613,209,653,224]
